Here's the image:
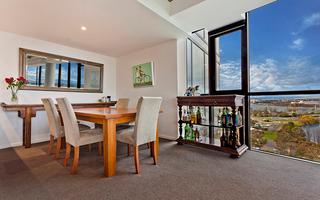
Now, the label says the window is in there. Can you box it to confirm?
[251,94,320,162]
[250,0,320,92]
[215,30,242,91]
[249,0,320,162]
[186,30,209,94]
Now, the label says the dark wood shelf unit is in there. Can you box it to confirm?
[177,95,248,158]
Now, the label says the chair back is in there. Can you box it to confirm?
[133,97,162,146]
[41,98,62,138]
[56,98,80,146]
[116,98,129,109]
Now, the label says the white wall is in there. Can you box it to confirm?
[0,31,117,149]
[117,40,186,140]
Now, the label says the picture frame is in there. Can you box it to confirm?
[132,61,154,88]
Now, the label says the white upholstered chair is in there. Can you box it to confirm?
[116,98,129,109]
[117,97,162,174]
[42,98,64,159]
[56,97,103,174]
[115,98,133,131]
[42,98,92,159]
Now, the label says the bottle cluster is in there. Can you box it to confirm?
[217,107,242,127]
[182,106,203,124]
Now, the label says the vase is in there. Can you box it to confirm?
[11,90,18,104]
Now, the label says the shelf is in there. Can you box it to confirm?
[180,120,243,129]
[177,138,248,158]
[177,95,247,158]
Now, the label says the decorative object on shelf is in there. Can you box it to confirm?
[184,85,199,96]
[132,61,154,88]
[4,76,28,103]
[99,96,111,103]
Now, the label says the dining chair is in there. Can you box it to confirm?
[116,98,133,130]
[42,98,92,159]
[42,98,64,159]
[116,96,162,174]
[56,97,104,174]
[116,98,129,109]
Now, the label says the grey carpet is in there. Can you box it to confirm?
[0,140,319,200]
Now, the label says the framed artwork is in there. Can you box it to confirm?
[132,62,154,88]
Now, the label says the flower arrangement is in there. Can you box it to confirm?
[4,76,28,103]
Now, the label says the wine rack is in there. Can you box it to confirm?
[177,95,248,158]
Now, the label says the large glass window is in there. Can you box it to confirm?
[250,0,320,92]
[186,30,209,94]
[216,30,242,91]
[251,95,320,162]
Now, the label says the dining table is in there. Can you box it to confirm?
[74,107,159,177]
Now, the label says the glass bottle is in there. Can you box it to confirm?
[182,109,188,121]
[217,109,222,126]
[227,108,233,127]
[190,107,197,124]
[220,128,226,147]
[237,108,243,126]
[184,123,191,140]
[225,107,229,126]
[194,127,200,142]
[196,107,202,124]
[221,107,226,127]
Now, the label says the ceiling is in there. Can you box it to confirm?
[0,0,275,57]
[0,0,186,57]
[139,0,276,33]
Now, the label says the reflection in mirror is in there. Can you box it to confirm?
[20,48,103,93]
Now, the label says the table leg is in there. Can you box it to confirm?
[103,119,116,177]
[19,107,34,148]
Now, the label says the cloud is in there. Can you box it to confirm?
[289,38,304,50]
[249,57,320,91]
[304,12,320,28]
[218,60,241,90]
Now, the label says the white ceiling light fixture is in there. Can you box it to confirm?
[81,26,87,31]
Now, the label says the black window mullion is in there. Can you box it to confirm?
[77,63,82,88]
[58,64,62,87]
[67,62,71,88]
[38,66,42,86]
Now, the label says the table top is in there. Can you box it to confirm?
[1,102,117,111]
[74,107,137,119]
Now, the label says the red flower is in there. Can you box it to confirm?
[17,76,28,84]
[5,77,14,85]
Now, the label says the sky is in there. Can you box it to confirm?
[219,0,320,92]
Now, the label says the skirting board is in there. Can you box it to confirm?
[159,134,178,141]
[0,135,49,150]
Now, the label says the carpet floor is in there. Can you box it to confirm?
[0,140,319,200]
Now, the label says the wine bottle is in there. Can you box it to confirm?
[182,109,188,121]
[184,124,191,140]
[194,127,200,142]
[225,107,229,126]
[220,128,226,147]
[227,108,233,127]
[237,108,243,126]
[221,107,226,127]
[196,107,202,124]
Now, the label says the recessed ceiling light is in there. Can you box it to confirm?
[81,26,87,31]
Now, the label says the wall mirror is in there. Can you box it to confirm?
[19,48,103,93]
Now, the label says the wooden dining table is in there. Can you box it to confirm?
[74,107,159,177]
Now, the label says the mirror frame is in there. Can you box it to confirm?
[19,48,104,93]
